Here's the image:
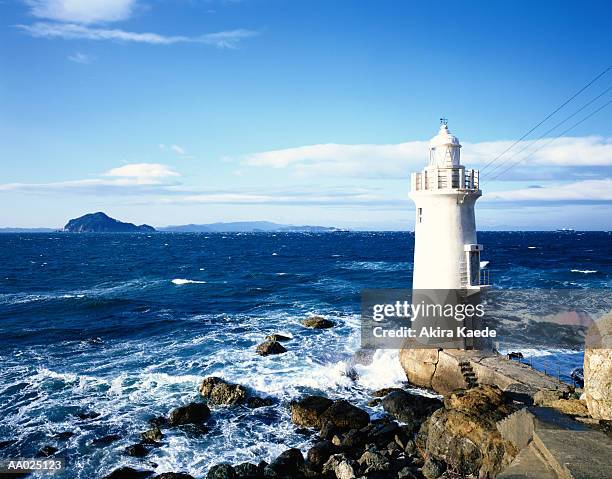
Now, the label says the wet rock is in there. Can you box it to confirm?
[199,377,248,406]
[397,466,419,479]
[152,474,195,479]
[421,458,445,479]
[255,341,287,356]
[320,400,369,431]
[372,387,404,398]
[37,445,58,457]
[301,316,334,329]
[358,450,389,474]
[264,448,305,477]
[141,427,163,443]
[290,395,333,429]
[167,402,211,426]
[306,440,338,469]
[75,411,100,420]
[92,434,122,446]
[125,443,149,457]
[234,462,261,478]
[319,419,339,439]
[52,432,74,441]
[382,390,442,426]
[207,464,237,479]
[322,453,357,479]
[265,334,291,342]
[246,397,274,409]
[104,467,154,479]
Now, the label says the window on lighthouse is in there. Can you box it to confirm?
[417,208,423,224]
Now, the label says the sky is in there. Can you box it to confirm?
[0,0,611,230]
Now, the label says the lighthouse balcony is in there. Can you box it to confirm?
[412,168,479,192]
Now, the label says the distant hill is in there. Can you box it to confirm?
[64,212,155,233]
[160,221,342,233]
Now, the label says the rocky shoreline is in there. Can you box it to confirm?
[31,315,600,479]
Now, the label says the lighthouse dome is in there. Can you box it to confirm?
[429,123,461,149]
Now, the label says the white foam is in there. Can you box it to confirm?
[171,278,207,285]
[570,269,597,274]
[528,246,537,249]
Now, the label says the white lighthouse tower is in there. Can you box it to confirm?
[410,119,488,293]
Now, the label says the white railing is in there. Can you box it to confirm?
[412,168,479,192]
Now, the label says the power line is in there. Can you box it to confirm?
[481,64,612,172]
[484,84,612,178]
[488,97,612,181]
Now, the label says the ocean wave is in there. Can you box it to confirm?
[570,269,598,274]
[171,278,207,285]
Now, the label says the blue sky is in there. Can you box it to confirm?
[1,0,611,230]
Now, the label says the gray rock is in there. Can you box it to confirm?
[255,340,287,356]
[104,467,154,479]
[125,443,149,457]
[322,454,357,479]
[301,316,334,329]
[307,440,337,469]
[358,450,389,474]
[320,400,369,431]
[152,474,195,479]
[167,402,211,426]
[265,334,291,342]
[422,458,445,479]
[199,377,248,405]
[290,395,333,429]
[265,448,305,477]
[141,426,163,443]
[207,464,237,479]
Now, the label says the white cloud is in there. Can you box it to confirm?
[104,163,180,181]
[17,22,258,47]
[171,144,186,155]
[24,0,136,24]
[240,136,612,179]
[485,179,612,203]
[67,51,93,63]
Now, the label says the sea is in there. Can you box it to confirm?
[0,231,610,478]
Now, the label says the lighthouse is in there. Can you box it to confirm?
[410,120,487,293]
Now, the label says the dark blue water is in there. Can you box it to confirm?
[0,231,610,477]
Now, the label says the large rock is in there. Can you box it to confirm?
[167,402,211,426]
[306,440,338,469]
[207,464,237,479]
[320,400,369,431]
[199,377,248,406]
[322,454,357,479]
[381,390,442,426]
[264,448,305,477]
[584,314,612,420]
[421,386,518,478]
[301,316,334,329]
[153,474,195,479]
[255,340,287,356]
[104,468,154,479]
[290,395,333,429]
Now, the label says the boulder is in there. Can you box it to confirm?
[421,458,445,479]
[167,402,211,426]
[382,390,442,426]
[207,464,237,479]
[421,386,517,478]
[265,334,292,342]
[104,467,154,479]
[547,398,590,417]
[357,450,390,474]
[301,316,334,329]
[320,400,369,430]
[264,448,305,477]
[255,340,287,356]
[290,395,333,429]
[199,377,248,405]
[141,427,163,443]
[306,440,338,469]
[321,454,357,479]
[584,348,612,420]
[233,462,261,478]
[125,443,149,457]
[92,434,122,446]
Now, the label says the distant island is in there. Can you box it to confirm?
[64,212,155,233]
[0,213,344,233]
[159,221,343,233]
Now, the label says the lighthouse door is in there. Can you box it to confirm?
[469,251,480,286]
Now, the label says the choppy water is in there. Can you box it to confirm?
[0,231,610,478]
